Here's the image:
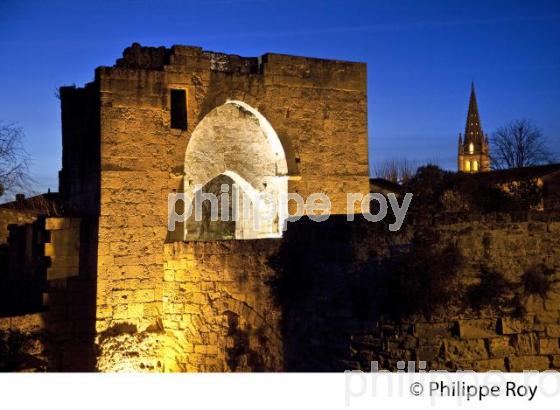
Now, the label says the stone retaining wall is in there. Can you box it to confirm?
[3,214,560,372]
[0,313,46,371]
[0,208,37,244]
[157,216,560,372]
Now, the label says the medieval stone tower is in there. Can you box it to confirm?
[457,83,490,172]
[50,43,370,371]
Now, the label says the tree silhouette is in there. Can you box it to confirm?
[491,119,554,169]
[0,122,30,198]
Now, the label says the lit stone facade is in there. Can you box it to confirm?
[55,43,370,370]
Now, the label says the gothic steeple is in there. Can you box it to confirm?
[464,82,484,145]
[457,82,490,173]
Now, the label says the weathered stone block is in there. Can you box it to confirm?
[194,345,218,355]
[473,358,507,372]
[457,319,498,339]
[514,333,539,355]
[498,317,532,335]
[127,303,144,319]
[417,345,442,362]
[444,339,488,362]
[415,323,453,342]
[546,324,560,338]
[539,338,560,355]
[174,270,190,282]
[488,336,516,358]
[536,311,559,324]
[134,289,155,303]
[507,355,550,371]
[183,304,201,314]
[191,292,207,305]
[167,303,183,314]
[45,217,73,230]
[544,291,560,311]
[163,269,175,282]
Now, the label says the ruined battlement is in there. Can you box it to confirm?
[93,43,367,91]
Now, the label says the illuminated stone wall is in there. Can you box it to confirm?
[44,217,81,281]
[0,313,46,371]
[162,241,282,371]
[157,215,560,372]
[2,213,560,371]
[92,240,282,372]
[87,44,369,370]
[0,208,37,244]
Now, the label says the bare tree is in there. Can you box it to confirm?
[491,119,555,169]
[372,158,415,184]
[0,122,31,198]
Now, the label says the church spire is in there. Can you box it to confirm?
[457,82,491,173]
[464,82,484,145]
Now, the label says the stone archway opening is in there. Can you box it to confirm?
[184,101,289,240]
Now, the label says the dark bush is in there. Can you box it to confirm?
[505,179,543,211]
[521,264,555,299]
[464,267,542,318]
[466,267,516,313]
[404,165,543,215]
[404,165,451,218]
[0,330,37,372]
[267,217,358,305]
[373,229,463,320]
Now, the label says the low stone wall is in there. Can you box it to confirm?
[158,215,560,372]
[0,313,44,333]
[0,208,37,244]
[3,213,559,372]
[347,316,559,372]
[0,313,47,371]
[284,216,560,371]
[0,209,45,317]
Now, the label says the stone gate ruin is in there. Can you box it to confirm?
[2,44,560,373]
[1,43,370,371]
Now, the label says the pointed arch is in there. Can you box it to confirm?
[183,101,289,240]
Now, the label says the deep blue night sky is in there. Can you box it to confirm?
[1,0,559,195]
